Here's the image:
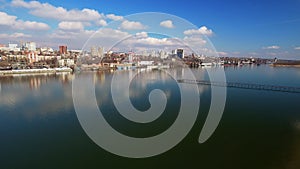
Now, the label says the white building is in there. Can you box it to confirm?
[36,55,56,61]
[40,47,54,53]
[8,43,20,51]
[0,45,8,51]
[138,61,154,66]
[142,51,149,57]
[98,47,104,58]
[91,46,104,57]
[150,50,159,57]
[58,58,75,67]
[90,46,97,57]
[27,51,38,63]
[159,50,168,59]
[25,42,36,51]
[69,49,82,53]
[172,49,177,55]
[128,53,133,63]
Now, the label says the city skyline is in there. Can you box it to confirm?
[0,0,300,59]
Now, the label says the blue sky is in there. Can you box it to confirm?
[0,0,300,59]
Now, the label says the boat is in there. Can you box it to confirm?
[201,62,213,67]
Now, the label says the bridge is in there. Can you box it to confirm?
[177,79,300,93]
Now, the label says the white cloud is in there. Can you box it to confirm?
[0,11,49,30]
[11,0,36,8]
[122,35,212,56]
[183,36,207,46]
[129,32,176,46]
[117,33,182,50]
[58,21,84,31]
[262,45,280,49]
[135,37,175,46]
[96,19,107,26]
[266,52,278,56]
[49,28,129,40]
[160,20,174,28]
[0,32,32,38]
[248,52,259,56]
[135,32,148,38]
[11,0,103,21]
[106,14,123,21]
[93,30,181,52]
[217,51,227,56]
[48,31,79,39]
[183,26,213,36]
[294,46,300,50]
[0,11,17,25]
[105,30,212,55]
[15,20,50,30]
[47,29,96,49]
[93,28,129,39]
[179,35,212,55]
[48,28,130,49]
[46,26,214,55]
[120,20,146,30]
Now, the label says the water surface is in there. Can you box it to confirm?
[1,65,300,169]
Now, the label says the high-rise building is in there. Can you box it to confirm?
[172,49,177,56]
[59,45,68,54]
[159,50,168,59]
[128,51,134,63]
[8,43,19,51]
[91,46,97,57]
[91,46,104,57]
[25,42,36,51]
[176,49,184,59]
[97,47,104,58]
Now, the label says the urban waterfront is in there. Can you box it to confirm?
[1,65,300,168]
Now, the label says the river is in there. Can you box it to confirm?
[0,65,300,169]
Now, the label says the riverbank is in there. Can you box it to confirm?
[270,63,300,67]
[0,67,73,76]
[270,60,300,67]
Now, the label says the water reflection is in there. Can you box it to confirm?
[0,66,300,168]
[72,68,204,139]
[0,73,74,119]
[76,68,207,107]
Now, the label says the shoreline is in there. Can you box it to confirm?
[270,64,300,68]
[0,68,73,76]
[1,64,299,77]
